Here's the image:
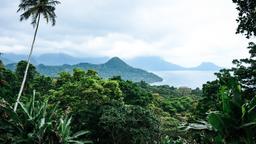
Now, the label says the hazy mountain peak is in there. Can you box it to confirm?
[125,56,185,71]
[199,62,220,67]
[190,62,222,71]
[105,57,129,67]
[200,62,216,65]
[38,53,73,58]
[107,57,123,62]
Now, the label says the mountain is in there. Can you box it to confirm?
[126,57,222,71]
[36,53,82,65]
[1,53,222,71]
[0,57,12,64]
[189,62,222,71]
[0,53,37,65]
[126,56,185,71]
[6,57,163,83]
[36,53,108,65]
[0,53,108,65]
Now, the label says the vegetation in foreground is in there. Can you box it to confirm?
[2,40,256,143]
[0,60,201,143]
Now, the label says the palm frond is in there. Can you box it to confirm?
[18,0,60,26]
[47,0,61,6]
[19,6,39,21]
[17,1,36,12]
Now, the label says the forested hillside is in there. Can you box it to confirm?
[5,57,163,83]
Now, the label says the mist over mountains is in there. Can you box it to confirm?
[1,53,109,65]
[0,53,222,71]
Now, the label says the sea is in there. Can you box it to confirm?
[152,70,218,89]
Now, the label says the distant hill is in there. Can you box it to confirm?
[0,57,12,64]
[1,53,37,65]
[6,57,163,83]
[36,53,82,65]
[36,53,108,65]
[125,57,222,71]
[189,62,222,71]
[0,53,108,65]
[125,56,185,71]
[1,53,222,71]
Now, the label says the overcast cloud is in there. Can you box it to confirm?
[0,0,251,67]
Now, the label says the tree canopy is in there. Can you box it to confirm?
[233,0,256,38]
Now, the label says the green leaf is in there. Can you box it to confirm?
[39,118,45,128]
[68,140,93,144]
[71,130,90,139]
[241,104,247,118]
[239,122,256,128]
[19,102,32,120]
[207,112,224,132]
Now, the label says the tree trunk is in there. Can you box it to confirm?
[14,14,41,112]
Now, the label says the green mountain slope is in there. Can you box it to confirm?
[7,57,163,83]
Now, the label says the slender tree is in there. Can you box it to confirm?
[14,0,60,112]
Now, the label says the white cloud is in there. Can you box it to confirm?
[0,0,251,67]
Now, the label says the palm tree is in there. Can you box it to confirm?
[14,0,60,112]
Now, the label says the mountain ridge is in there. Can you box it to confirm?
[188,62,222,71]
[0,53,222,71]
[5,57,163,83]
[126,56,185,71]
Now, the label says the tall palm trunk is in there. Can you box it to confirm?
[14,14,41,112]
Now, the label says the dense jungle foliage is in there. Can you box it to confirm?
[0,60,203,143]
[2,42,256,143]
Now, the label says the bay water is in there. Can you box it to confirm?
[152,70,217,89]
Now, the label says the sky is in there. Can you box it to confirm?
[0,0,251,67]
